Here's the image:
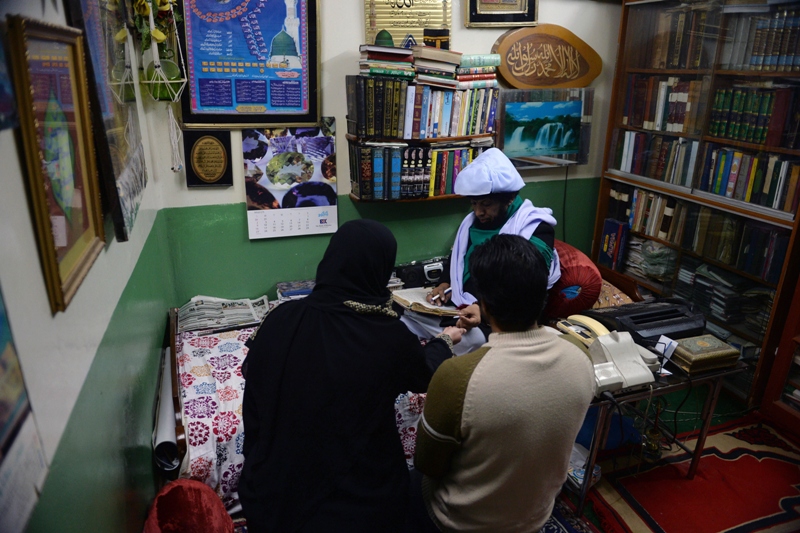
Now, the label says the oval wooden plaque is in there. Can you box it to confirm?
[491,24,602,89]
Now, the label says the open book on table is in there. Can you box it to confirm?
[392,287,461,317]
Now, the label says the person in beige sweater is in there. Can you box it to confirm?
[411,234,596,533]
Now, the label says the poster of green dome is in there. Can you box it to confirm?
[181,0,320,126]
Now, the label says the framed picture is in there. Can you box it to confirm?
[0,38,18,131]
[7,16,105,313]
[65,0,149,242]
[183,130,233,187]
[178,0,321,129]
[496,88,594,166]
[363,0,452,49]
[465,0,538,28]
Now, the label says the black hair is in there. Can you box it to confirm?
[469,234,548,332]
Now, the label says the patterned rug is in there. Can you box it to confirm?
[231,493,600,532]
[588,414,800,533]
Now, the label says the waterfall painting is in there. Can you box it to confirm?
[501,100,581,158]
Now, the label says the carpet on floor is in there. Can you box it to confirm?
[588,413,800,533]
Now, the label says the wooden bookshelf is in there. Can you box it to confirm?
[593,0,800,409]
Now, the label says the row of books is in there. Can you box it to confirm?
[719,8,800,73]
[708,85,800,148]
[622,75,709,134]
[697,145,800,213]
[625,2,719,70]
[608,184,789,283]
[345,74,499,140]
[611,131,700,187]
[348,142,490,201]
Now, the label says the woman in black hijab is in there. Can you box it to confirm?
[240,219,461,532]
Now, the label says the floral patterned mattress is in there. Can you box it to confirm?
[175,327,255,512]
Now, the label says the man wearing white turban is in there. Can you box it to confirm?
[400,148,561,355]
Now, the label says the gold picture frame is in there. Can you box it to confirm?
[7,16,105,314]
[465,0,538,28]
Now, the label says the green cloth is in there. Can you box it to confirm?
[463,197,553,283]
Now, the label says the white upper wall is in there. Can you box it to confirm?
[0,0,620,461]
[157,0,622,208]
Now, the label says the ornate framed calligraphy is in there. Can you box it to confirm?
[364,0,452,49]
[178,0,321,128]
[7,16,106,313]
[491,24,602,89]
[465,0,537,28]
[184,130,233,187]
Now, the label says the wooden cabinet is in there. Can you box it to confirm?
[592,0,800,406]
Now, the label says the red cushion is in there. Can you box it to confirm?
[544,240,602,319]
[144,479,233,533]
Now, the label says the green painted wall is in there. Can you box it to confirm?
[168,178,600,301]
[25,177,599,532]
[26,214,178,533]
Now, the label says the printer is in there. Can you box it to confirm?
[581,298,706,346]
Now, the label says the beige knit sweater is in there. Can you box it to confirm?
[416,327,595,532]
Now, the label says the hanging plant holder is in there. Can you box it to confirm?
[109,36,136,104]
[139,2,187,102]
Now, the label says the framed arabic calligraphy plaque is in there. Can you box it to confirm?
[491,24,602,89]
[465,0,537,28]
[178,0,320,128]
[364,0,451,49]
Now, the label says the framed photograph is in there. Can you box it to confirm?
[465,0,538,28]
[364,0,452,49]
[7,16,105,313]
[496,88,594,166]
[65,0,149,242]
[178,0,320,129]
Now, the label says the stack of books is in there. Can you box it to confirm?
[359,43,414,79]
[411,45,463,89]
[671,334,740,374]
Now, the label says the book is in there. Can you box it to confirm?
[359,43,414,58]
[455,79,499,91]
[402,85,416,139]
[357,145,374,200]
[455,66,496,75]
[725,151,744,197]
[412,45,463,65]
[459,53,501,67]
[372,146,386,200]
[672,334,740,374]
[419,85,431,139]
[391,287,461,316]
[389,146,402,200]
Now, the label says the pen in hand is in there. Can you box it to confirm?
[430,287,452,303]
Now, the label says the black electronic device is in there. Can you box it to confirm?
[580,298,705,346]
[396,256,446,288]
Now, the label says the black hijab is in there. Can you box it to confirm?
[240,219,431,533]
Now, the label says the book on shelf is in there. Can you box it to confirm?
[598,218,629,271]
[412,45,463,65]
[359,43,414,58]
[458,53,501,68]
[456,66,496,75]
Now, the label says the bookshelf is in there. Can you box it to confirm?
[592,0,800,407]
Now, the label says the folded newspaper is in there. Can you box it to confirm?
[177,295,269,333]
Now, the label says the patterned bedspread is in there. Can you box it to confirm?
[176,327,255,512]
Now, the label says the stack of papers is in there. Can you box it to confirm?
[178,295,269,333]
[276,280,316,301]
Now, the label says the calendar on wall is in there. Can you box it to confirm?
[247,205,337,239]
[243,118,338,239]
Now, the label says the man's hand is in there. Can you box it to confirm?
[427,283,451,306]
[441,326,466,345]
[456,303,481,330]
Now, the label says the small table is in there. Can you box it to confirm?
[572,362,746,515]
